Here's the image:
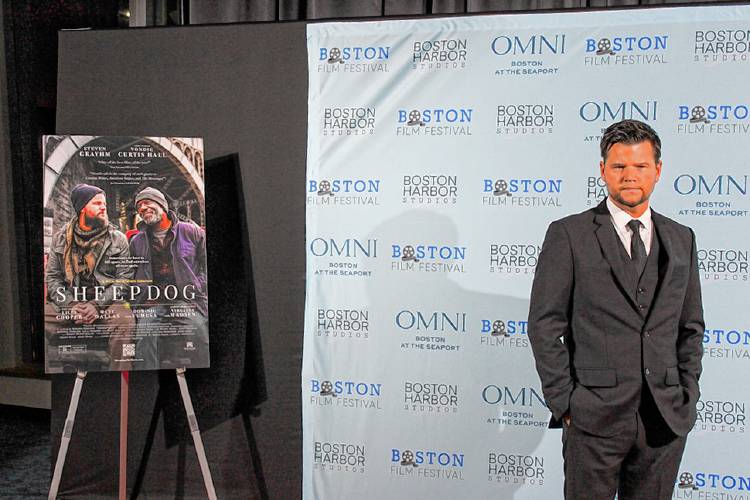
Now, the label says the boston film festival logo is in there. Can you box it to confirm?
[390,447,465,481]
[481,177,562,208]
[321,106,376,137]
[496,104,554,136]
[584,34,668,67]
[317,44,390,73]
[395,107,473,137]
[478,316,530,349]
[315,307,370,340]
[308,237,377,278]
[411,38,468,71]
[703,323,750,362]
[672,173,748,218]
[395,309,466,353]
[673,469,750,496]
[313,440,365,474]
[676,104,750,135]
[309,378,382,410]
[391,242,466,273]
[307,178,380,206]
[491,33,566,77]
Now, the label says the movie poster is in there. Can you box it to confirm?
[43,136,209,373]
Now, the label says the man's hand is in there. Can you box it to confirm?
[72,302,98,325]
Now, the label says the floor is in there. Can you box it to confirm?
[0,404,50,499]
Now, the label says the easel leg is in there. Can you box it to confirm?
[119,371,129,500]
[175,368,217,500]
[49,370,87,500]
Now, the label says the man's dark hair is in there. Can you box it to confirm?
[600,119,661,163]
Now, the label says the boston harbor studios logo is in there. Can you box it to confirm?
[403,381,459,414]
[488,242,540,276]
[402,174,458,205]
[395,309,466,353]
[395,106,473,137]
[488,452,545,487]
[309,378,382,410]
[672,173,748,218]
[481,177,562,208]
[482,384,549,429]
[308,237,377,278]
[693,28,750,64]
[676,103,750,135]
[496,104,554,136]
[315,307,370,339]
[411,38,468,71]
[390,447,465,481]
[698,247,748,282]
[673,470,750,498]
[584,33,668,67]
[391,242,466,273]
[491,32,565,77]
[579,99,658,143]
[585,175,608,206]
[703,324,750,362]
[307,178,380,206]
[317,44,390,73]
[313,440,365,474]
[694,396,746,434]
[322,106,376,137]
[478,316,530,349]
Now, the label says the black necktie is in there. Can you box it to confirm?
[627,219,647,277]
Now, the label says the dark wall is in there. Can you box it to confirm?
[55,22,307,498]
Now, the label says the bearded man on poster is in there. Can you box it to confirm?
[528,120,704,500]
[45,183,135,372]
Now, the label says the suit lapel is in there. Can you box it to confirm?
[645,210,674,326]
[593,201,639,309]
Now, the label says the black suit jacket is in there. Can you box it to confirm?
[528,200,704,437]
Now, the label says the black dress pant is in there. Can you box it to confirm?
[562,386,687,500]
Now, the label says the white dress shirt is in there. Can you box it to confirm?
[606,197,653,257]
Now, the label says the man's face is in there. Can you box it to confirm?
[136,199,164,226]
[599,140,662,216]
[81,193,108,227]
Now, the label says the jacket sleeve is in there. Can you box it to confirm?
[528,220,575,422]
[676,228,704,403]
[45,231,73,311]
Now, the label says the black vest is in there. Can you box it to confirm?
[616,227,661,319]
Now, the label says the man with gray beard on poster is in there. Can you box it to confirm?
[129,186,208,369]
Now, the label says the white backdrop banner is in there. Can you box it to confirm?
[303,5,750,499]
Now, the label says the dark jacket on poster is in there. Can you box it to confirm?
[45,221,133,311]
[528,199,704,438]
[129,210,208,315]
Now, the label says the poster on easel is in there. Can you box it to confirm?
[42,135,209,373]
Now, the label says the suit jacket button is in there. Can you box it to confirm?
[638,304,645,310]
[638,288,645,294]
[645,368,650,375]
[644,330,650,337]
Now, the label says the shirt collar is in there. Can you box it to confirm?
[606,196,652,233]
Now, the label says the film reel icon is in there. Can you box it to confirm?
[493,179,511,196]
[320,380,337,397]
[690,105,709,124]
[317,180,334,196]
[327,47,344,64]
[596,38,614,56]
[407,110,425,126]
[400,450,418,467]
[491,320,509,337]
[678,472,698,490]
[401,245,419,262]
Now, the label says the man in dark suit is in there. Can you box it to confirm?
[528,119,704,500]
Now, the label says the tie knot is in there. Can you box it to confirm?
[627,219,642,234]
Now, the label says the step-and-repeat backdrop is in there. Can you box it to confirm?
[303,5,750,499]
